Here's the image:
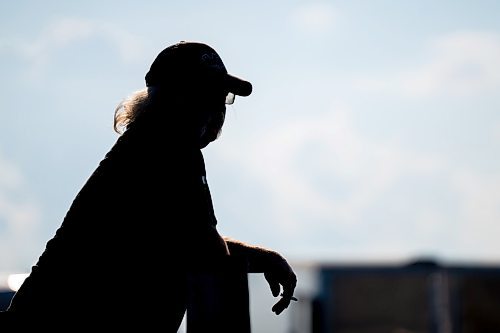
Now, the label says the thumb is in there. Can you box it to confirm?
[264,272,281,297]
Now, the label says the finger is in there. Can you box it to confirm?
[281,280,296,299]
[272,297,291,315]
[264,272,281,297]
[280,293,298,301]
[269,280,281,297]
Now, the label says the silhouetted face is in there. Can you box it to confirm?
[198,88,227,149]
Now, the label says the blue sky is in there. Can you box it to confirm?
[1,0,500,277]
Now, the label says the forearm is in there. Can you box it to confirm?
[223,237,280,273]
[223,237,297,315]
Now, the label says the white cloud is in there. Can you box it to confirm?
[451,170,500,234]
[353,31,500,98]
[45,18,95,45]
[215,102,500,260]
[217,106,445,229]
[290,3,338,35]
[0,155,23,190]
[495,122,500,141]
[5,17,145,77]
[0,151,42,272]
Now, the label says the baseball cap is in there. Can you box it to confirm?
[145,41,252,104]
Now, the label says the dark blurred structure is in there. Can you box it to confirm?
[0,291,15,311]
[4,259,500,333]
[289,259,500,333]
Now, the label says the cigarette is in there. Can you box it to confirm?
[280,293,298,301]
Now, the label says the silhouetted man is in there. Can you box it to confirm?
[3,41,297,331]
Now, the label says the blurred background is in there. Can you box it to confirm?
[1,1,500,332]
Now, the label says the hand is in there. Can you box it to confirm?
[263,252,297,315]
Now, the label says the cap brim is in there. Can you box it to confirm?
[226,74,252,97]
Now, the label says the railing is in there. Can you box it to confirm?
[186,257,251,333]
